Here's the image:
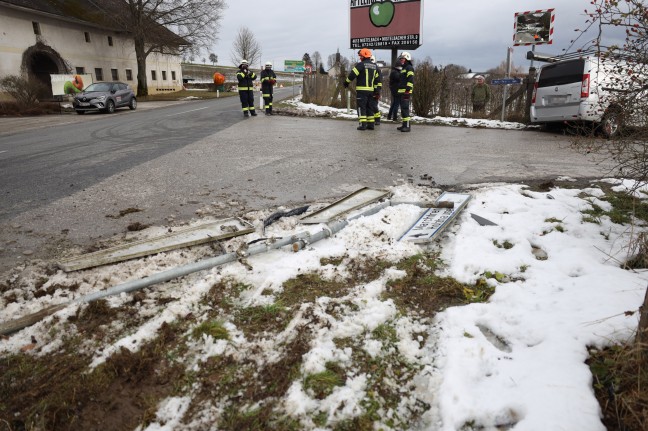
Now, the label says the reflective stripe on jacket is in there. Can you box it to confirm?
[260,69,277,89]
[397,62,414,94]
[237,69,257,91]
[346,59,381,92]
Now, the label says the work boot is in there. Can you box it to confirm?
[250,110,257,116]
[386,115,392,121]
[244,111,249,117]
[375,118,381,125]
[399,121,411,132]
[357,123,367,131]
[367,123,375,130]
[265,108,271,115]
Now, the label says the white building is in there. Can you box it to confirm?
[0,0,183,97]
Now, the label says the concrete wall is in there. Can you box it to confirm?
[0,4,183,95]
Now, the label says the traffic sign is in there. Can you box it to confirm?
[284,60,305,73]
[491,78,522,85]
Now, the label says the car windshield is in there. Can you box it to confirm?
[84,83,113,92]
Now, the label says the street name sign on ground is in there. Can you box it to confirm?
[399,192,472,244]
[300,187,391,224]
[58,218,254,272]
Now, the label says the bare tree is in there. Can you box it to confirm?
[327,52,350,71]
[312,51,322,69]
[104,0,226,96]
[230,27,262,66]
[571,1,648,186]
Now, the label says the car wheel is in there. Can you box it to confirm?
[129,97,137,110]
[599,109,623,139]
[105,100,116,114]
[76,110,85,115]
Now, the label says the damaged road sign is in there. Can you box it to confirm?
[300,187,391,224]
[400,192,471,243]
[58,218,254,272]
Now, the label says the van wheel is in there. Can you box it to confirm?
[599,110,622,139]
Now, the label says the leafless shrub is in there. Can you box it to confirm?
[0,75,46,109]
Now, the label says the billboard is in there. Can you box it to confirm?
[50,74,93,96]
[349,0,423,50]
[513,9,554,46]
[284,60,305,73]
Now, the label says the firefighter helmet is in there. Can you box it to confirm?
[240,59,248,66]
[399,52,412,61]
[358,48,372,59]
[265,61,272,68]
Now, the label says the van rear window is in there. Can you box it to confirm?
[537,59,585,87]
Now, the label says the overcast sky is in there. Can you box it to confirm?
[208,1,616,72]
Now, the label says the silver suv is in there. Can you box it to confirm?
[73,81,137,114]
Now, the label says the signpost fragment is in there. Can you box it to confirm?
[399,192,471,243]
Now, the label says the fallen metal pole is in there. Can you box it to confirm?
[0,202,391,336]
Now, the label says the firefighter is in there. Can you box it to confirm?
[396,52,414,132]
[344,48,381,130]
[260,61,277,115]
[370,55,382,125]
[236,59,257,117]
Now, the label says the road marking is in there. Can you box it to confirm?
[0,151,7,154]
[166,106,210,117]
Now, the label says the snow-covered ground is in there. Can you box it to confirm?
[282,97,532,130]
[1,178,646,430]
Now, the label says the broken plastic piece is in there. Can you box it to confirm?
[471,213,498,226]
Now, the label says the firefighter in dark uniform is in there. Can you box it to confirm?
[397,52,414,132]
[344,48,381,130]
[260,61,277,115]
[370,55,382,125]
[236,59,257,117]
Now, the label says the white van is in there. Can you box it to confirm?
[530,55,639,137]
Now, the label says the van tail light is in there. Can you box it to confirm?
[581,73,590,99]
[531,82,538,105]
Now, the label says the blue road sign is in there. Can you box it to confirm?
[491,78,522,85]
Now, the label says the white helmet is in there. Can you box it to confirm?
[265,61,272,68]
[240,59,248,66]
[370,55,376,63]
[399,52,412,61]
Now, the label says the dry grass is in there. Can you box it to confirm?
[588,342,648,431]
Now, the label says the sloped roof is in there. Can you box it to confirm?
[0,0,123,30]
[0,0,186,45]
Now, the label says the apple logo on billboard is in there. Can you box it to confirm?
[369,1,395,27]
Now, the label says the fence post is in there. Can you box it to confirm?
[524,67,536,123]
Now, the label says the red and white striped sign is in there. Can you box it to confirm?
[513,9,555,46]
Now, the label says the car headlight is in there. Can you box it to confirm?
[96,95,106,101]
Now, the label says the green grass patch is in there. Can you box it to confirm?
[303,362,346,399]
[233,302,291,335]
[192,320,229,340]
[278,273,351,308]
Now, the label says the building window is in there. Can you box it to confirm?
[107,36,113,46]
[151,70,157,80]
[125,69,133,81]
[111,68,119,80]
[95,68,103,81]
[76,67,85,74]
[171,71,176,81]
[162,71,167,80]
[32,22,41,35]
[84,32,91,43]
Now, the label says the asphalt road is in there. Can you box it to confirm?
[0,90,608,272]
